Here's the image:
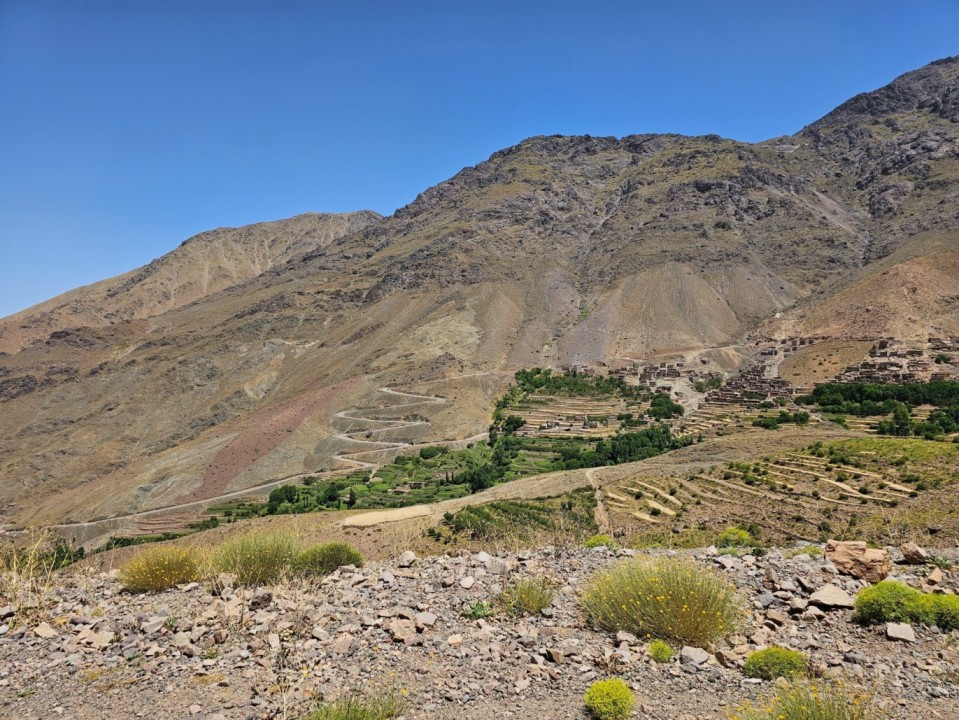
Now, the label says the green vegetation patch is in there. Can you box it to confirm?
[798,381,959,439]
[428,489,596,545]
[742,647,808,680]
[854,580,959,630]
[647,639,673,663]
[583,678,634,720]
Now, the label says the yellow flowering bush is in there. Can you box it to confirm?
[580,556,745,646]
[730,680,883,720]
[212,531,300,585]
[120,545,203,592]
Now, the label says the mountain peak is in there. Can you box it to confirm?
[806,55,959,130]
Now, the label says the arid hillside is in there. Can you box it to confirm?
[1,57,958,533]
[0,211,382,355]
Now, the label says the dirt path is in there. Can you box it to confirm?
[586,467,612,535]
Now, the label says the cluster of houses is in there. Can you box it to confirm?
[705,364,800,405]
[837,338,958,384]
[553,335,959,422]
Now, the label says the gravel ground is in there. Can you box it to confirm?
[2,544,958,720]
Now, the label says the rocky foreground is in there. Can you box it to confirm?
[2,544,958,720]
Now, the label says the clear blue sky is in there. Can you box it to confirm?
[1,1,956,317]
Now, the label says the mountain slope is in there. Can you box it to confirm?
[1,57,958,535]
[0,211,382,354]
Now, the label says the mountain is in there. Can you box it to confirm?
[1,56,958,536]
[0,211,382,354]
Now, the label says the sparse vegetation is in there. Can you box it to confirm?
[430,490,596,547]
[120,545,203,593]
[730,680,882,720]
[584,534,620,550]
[303,689,404,720]
[293,542,364,577]
[496,576,555,616]
[581,557,745,645]
[583,678,634,720]
[0,530,81,622]
[743,647,808,680]
[212,531,300,585]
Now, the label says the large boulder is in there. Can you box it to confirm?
[900,542,928,565]
[825,540,891,583]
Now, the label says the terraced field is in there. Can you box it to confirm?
[598,435,959,547]
[676,401,770,438]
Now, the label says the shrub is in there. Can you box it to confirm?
[583,678,634,720]
[742,647,808,680]
[304,690,404,720]
[497,576,555,616]
[717,527,754,547]
[854,580,959,631]
[212,531,300,585]
[581,557,745,646]
[120,545,203,592]
[730,680,883,720]
[584,534,620,550]
[462,600,495,619]
[647,639,673,663]
[293,542,364,577]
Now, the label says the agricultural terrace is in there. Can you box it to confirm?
[602,436,959,548]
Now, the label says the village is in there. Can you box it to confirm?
[506,336,959,441]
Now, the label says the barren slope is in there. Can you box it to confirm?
[0,211,382,354]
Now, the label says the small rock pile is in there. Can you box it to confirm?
[1,542,957,719]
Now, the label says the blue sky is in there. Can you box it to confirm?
[1,1,957,317]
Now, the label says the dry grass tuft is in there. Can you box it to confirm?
[0,529,65,623]
[496,575,555,616]
[213,531,300,586]
[304,689,405,720]
[120,545,203,592]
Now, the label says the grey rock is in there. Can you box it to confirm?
[886,622,916,642]
[248,588,272,610]
[809,584,854,608]
[680,646,711,665]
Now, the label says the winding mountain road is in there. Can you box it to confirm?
[50,375,507,537]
